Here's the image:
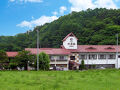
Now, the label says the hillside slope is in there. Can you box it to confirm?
[1,8,120,51]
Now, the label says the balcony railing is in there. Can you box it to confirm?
[50,59,67,62]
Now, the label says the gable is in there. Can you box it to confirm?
[62,32,78,42]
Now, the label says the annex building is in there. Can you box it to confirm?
[7,33,120,70]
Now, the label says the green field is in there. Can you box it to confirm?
[0,69,120,90]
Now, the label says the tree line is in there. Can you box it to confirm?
[0,50,50,70]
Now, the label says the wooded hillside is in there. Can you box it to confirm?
[1,8,120,51]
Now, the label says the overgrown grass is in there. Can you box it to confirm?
[0,69,120,90]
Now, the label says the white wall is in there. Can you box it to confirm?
[63,36,77,49]
[117,54,120,68]
[69,53,119,68]
[78,53,117,65]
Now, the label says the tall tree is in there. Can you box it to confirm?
[0,50,8,63]
[14,50,36,70]
[35,52,50,70]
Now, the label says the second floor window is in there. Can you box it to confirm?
[108,54,116,59]
[99,54,106,59]
[50,56,55,60]
[89,54,97,59]
[79,54,87,59]
[60,56,64,60]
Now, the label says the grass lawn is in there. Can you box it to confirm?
[0,69,120,90]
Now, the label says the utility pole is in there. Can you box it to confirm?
[37,30,39,71]
[116,33,119,69]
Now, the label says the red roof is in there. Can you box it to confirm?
[62,32,78,41]
[25,48,71,55]
[61,45,120,53]
[6,52,18,57]
[25,45,120,55]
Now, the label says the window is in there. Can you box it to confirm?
[64,56,68,60]
[108,54,116,59]
[60,56,64,60]
[89,54,97,59]
[70,38,73,42]
[68,43,70,45]
[73,43,75,45]
[105,47,115,50]
[70,56,75,60]
[79,54,87,59]
[99,54,106,59]
[118,55,120,58]
[50,56,55,60]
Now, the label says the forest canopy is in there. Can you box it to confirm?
[1,8,120,51]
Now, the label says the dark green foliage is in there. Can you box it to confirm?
[35,52,50,70]
[2,64,9,70]
[80,60,85,70]
[9,63,17,70]
[1,8,120,51]
[14,50,36,70]
[0,50,8,63]
[92,64,96,69]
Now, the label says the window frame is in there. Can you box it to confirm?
[88,54,97,60]
[108,54,116,59]
[79,54,87,60]
[98,54,106,59]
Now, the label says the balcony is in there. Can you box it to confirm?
[50,59,67,62]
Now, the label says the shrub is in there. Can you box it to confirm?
[9,63,17,70]
[2,64,9,70]
[92,64,96,69]
[80,60,85,70]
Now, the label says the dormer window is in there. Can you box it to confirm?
[86,47,96,50]
[105,47,115,50]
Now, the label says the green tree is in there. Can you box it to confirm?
[80,60,85,70]
[0,50,8,63]
[35,52,50,70]
[9,63,17,70]
[14,50,36,70]
[0,50,8,69]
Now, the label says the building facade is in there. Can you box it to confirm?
[7,32,120,70]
